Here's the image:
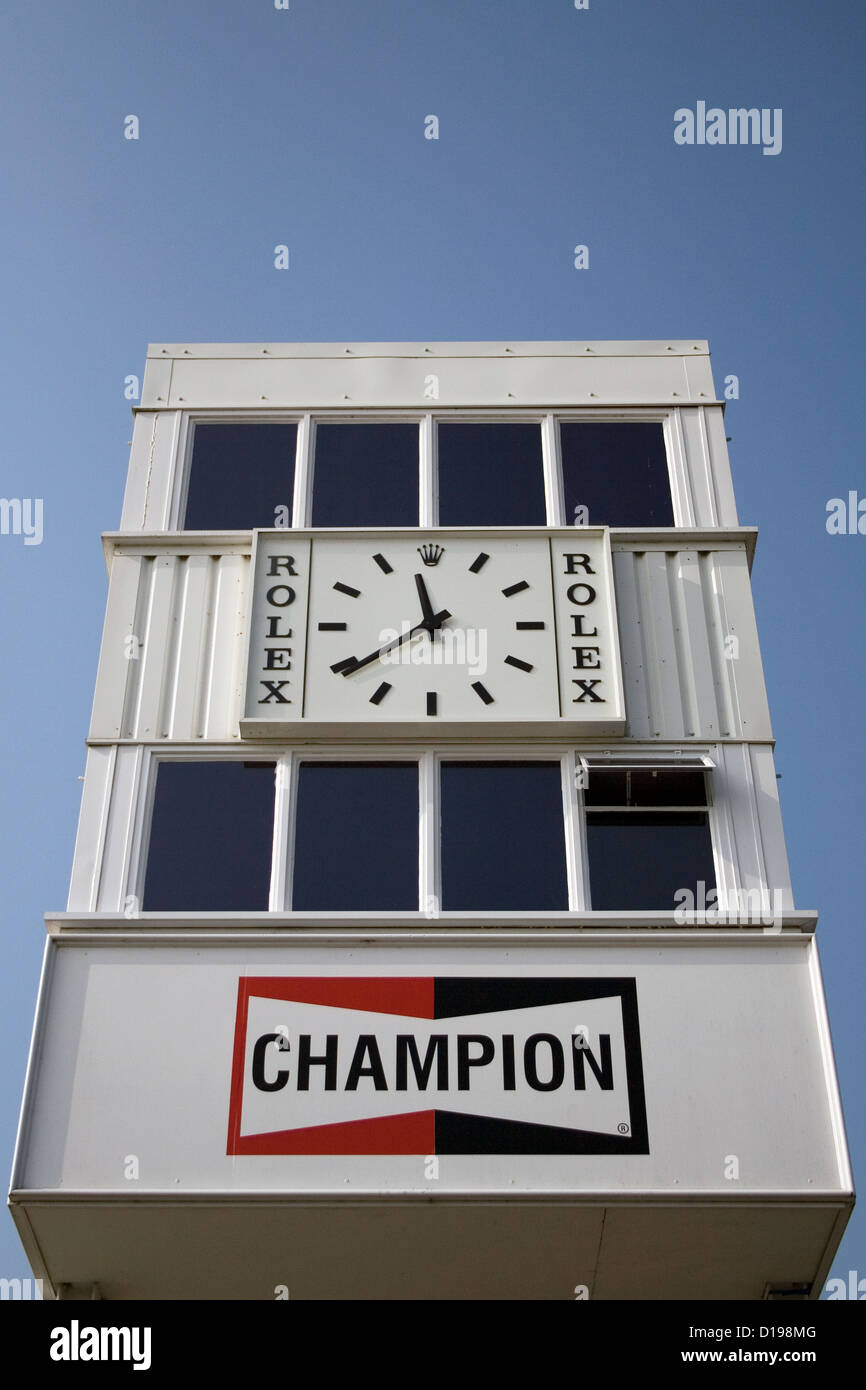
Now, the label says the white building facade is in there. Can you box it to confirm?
[10,341,853,1299]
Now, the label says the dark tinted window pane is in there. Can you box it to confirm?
[312,424,419,526]
[184,424,297,530]
[143,762,275,910]
[441,762,567,910]
[438,424,546,526]
[586,812,716,910]
[584,767,707,808]
[561,423,673,527]
[293,762,418,909]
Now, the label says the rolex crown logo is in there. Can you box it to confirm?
[417,544,445,567]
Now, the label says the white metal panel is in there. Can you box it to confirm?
[121,411,180,530]
[670,550,719,738]
[717,743,768,900]
[88,554,141,739]
[86,542,770,744]
[610,551,651,736]
[66,747,116,912]
[161,355,708,411]
[14,937,848,1196]
[94,745,144,912]
[711,550,772,737]
[705,405,740,527]
[202,552,249,739]
[679,407,718,526]
[164,554,213,738]
[148,339,713,360]
[635,551,685,738]
[140,354,173,409]
[749,744,795,910]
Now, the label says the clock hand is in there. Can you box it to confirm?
[337,608,452,676]
[414,572,437,628]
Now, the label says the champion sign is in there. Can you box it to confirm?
[227,978,648,1154]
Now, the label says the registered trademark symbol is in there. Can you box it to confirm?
[617,1122,629,1134]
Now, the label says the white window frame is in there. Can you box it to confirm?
[169,408,688,534]
[128,743,723,918]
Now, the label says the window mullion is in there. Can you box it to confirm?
[420,415,436,527]
[419,751,439,916]
[543,413,565,526]
[293,414,314,526]
[563,751,589,910]
[270,754,294,910]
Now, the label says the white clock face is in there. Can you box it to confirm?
[304,535,560,721]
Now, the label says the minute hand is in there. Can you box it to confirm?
[341,608,451,676]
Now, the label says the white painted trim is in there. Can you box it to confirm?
[807,941,856,1192]
[290,415,311,527]
[665,407,696,527]
[269,757,292,911]
[419,751,438,917]
[543,414,565,526]
[419,415,435,527]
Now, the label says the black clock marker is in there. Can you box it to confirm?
[516,621,545,630]
[333,581,361,598]
[318,622,347,631]
[502,580,530,597]
[331,656,358,674]
[372,553,393,574]
[505,655,533,673]
[469,553,490,573]
[472,681,494,705]
[370,681,392,705]
[426,692,438,716]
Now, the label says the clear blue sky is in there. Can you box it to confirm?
[1,0,863,1292]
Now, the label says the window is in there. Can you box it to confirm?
[560,422,673,527]
[142,761,276,910]
[183,424,297,530]
[440,761,568,910]
[139,755,722,915]
[583,765,715,910]
[437,423,546,526]
[292,761,419,909]
[312,423,419,526]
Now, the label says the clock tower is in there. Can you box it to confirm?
[10,340,853,1299]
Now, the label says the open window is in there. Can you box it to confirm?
[579,755,715,910]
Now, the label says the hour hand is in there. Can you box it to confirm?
[415,572,437,627]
